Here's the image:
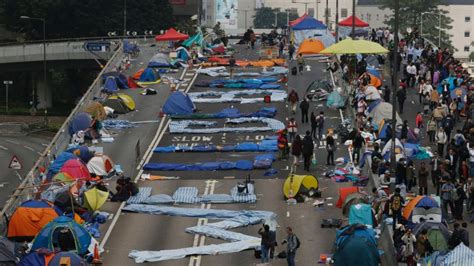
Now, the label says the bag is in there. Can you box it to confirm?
[277,251,287,258]
[391,195,402,211]
[291,67,297,76]
[451,189,460,201]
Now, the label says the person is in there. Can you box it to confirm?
[460,222,470,247]
[449,223,462,249]
[352,129,365,164]
[310,112,317,139]
[418,162,429,195]
[433,103,446,127]
[291,135,303,167]
[258,224,273,263]
[316,112,325,141]
[287,118,297,142]
[279,40,285,58]
[250,30,256,49]
[297,53,305,74]
[406,63,417,88]
[383,86,391,102]
[302,131,314,171]
[416,229,434,258]
[441,179,456,220]
[326,132,335,165]
[278,131,289,160]
[229,54,236,78]
[401,120,409,140]
[288,89,299,114]
[436,127,447,157]
[443,114,455,140]
[430,152,441,188]
[427,118,437,143]
[406,161,415,192]
[288,42,295,60]
[453,181,467,220]
[415,112,423,129]
[390,187,405,231]
[299,97,309,124]
[397,86,407,114]
[282,226,300,266]
[402,229,417,266]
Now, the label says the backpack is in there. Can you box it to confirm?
[295,235,301,249]
[455,135,464,146]
[391,195,402,211]
[317,116,324,128]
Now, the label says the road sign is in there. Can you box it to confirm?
[8,155,22,170]
[83,41,111,52]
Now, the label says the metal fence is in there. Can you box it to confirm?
[0,41,125,234]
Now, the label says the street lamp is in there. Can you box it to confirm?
[391,0,400,170]
[20,16,46,110]
[421,12,442,48]
[3,80,12,113]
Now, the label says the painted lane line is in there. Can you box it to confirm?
[189,180,212,266]
[195,180,216,266]
[36,152,43,156]
[6,139,19,145]
[0,145,8,151]
[23,146,35,151]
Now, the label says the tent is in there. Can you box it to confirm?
[66,146,94,163]
[402,195,439,220]
[31,216,93,255]
[102,72,129,89]
[148,53,172,68]
[162,91,196,115]
[336,187,360,208]
[0,237,17,265]
[138,68,161,85]
[84,102,106,121]
[49,251,86,266]
[368,102,402,126]
[52,172,75,183]
[7,200,61,241]
[381,138,405,159]
[338,16,370,38]
[47,152,77,178]
[412,207,442,223]
[18,249,53,266]
[103,76,119,93]
[155,28,189,42]
[132,68,144,80]
[68,113,91,136]
[364,85,381,100]
[333,225,379,266]
[292,15,327,30]
[60,159,91,183]
[290,14,334,46]
[342,193,369,216]
[283,175,319,199]
[297,39,325,55]
[86,155,115,177]
[348,203,373,227]
[320,39,389,54]
[83,187,109,211]
[413,222,450,251]
[103,93,136,114]
[442,243,474,265]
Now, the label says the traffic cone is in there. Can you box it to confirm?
[91,243,102,265]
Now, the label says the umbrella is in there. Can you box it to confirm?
[320,38,389,54]
[83,187,109,211]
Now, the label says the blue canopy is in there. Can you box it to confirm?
[102,72,128,89]
[103,76,119,93]
[68,112,91,136]
[162,91,195,115]
[139,68,160,82]
[292,16,327,30]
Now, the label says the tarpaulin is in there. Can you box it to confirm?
[154,140,277,153]
[143,156,274,171]
[170,107,277,119]
[187,90,287,104]
[169,117,285,134]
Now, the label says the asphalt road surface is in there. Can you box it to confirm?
[99,43,364,266]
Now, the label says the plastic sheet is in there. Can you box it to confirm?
[187,90,287,104]
[154,140,277,153]
[169,117,284,134]
[197,67,229,77]
[170,107,277,119]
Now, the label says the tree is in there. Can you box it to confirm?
[253,7,298,29]
[378,0,453,49]
[469,52,474,61]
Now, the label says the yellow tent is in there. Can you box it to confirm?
[283,174,319,199]
[84,102,107,120]
[109,93,136,111]
[297,39,325,55]
[83,187,109,211]
[320,38,389,54]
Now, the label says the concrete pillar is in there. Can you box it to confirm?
[36,77,52,109]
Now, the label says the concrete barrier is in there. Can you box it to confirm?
[0,122,27,136]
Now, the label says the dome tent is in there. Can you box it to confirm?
[283,174,318,200]
[87,154,115,177]
[297,39,325,55]
[162,91,196,115]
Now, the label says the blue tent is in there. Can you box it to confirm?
[367,68,381,79]
[18,250,48,266]
[162,91,195,115]
[348,203,373,227]
[102,72,129,89]
[49,252,86,266]
[47,152,77,178]
[148,53,172,68]
[66,146,94,163]
[103,76,119,93]
[138,68,160,83]
[31,216,92,256]
[334,225,379,266]
[68,112,91,136]
[292,16,327,30]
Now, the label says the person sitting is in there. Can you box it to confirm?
[111,176,138,202]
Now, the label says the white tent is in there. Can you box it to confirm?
[365,86,381,101]
[368,102,402,126]
[87,155,115,176]
[381,138,405,159]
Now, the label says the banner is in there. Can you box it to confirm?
[215,0,238,29]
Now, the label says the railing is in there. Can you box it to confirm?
[0,41,125,234]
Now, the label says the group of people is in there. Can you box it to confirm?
[258,225,300,266]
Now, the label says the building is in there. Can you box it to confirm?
[356,0,392,29]
[201,0,257,33]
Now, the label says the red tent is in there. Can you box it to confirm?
[338,16,369,27]
[155,28,189,42]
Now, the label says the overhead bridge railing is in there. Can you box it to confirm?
[0,41,124,234]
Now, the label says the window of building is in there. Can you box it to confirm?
[465,31,470,37]
[341,8,348,18]
[465,46,470,52]
[308,8,315,17]
[466,16,471,22]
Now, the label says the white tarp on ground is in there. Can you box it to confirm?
[197,66,230,77]
[169,117,285,134]
[187,90,287,104]
[368,102,402,126]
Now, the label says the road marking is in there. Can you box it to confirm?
[23,145,35,151]
[185,72,194,76]
[6,139,19,145]
[0,145,8,151]
[36,152,43,156]
[223,176,235,179]
[286,211,290,217]
[41,143,49,147]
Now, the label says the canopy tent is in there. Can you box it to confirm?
[290,14,334,46]
[283,175,319,200]
[101,72,128,89]
[368,102,402,126]
[104,93,136,114]
[60,159,91,183]
[297,39,325,55]
[320,39,389,54]
[413,222,450,251]
[31,216,93,255]
[402,195,439,221]
[0,237,17,265]
[137,68,161,85]
[338,16,370,38]
[103,76,120,93]
[442,243,474,265]
[68,113,91,136]
[162,91,196,115]
[155,28,189,42]
[84,102,107,121]
[333,225,379,266]
[336,187,360,208]
[342,193,369,216]
[83,187,109,211]
[7,200,61,241]
[86,154,115,177]
[148,53,173,68]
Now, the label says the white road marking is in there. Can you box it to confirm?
[286,211,290,217]
[6,139,19,145]
[41,143,49,147]
[0,145,8,151]
[36,152,43,156]
[23,145,35,151]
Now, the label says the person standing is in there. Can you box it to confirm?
[383,85,391,102]
[288,89,299,114]
[397,86,407,114]
[443,114,455,141]
[406,63,417,88]
[430,152,441,187]
[441,179,456,220]
[316,112,325,141]
[352,129,365,164]
[406,161,415,193]
[427,118,437,143]
[453,181,467,220]
[258,224,272,263]
[326,132,335,165]
[297,54,305,74]
[282,227,300,266]
[390,187,405,231]
[401,120,409,141]
[310,112,317,139]
[278,131,289,160]
[415,112,423,129]
[288,43,295,61]
[287,118,297,143]
[229,54,236,79]
[291,135,303,167]
[402,229,417,266]
[418,162,429,195]
[299,98,309,124]
[302,131,314,172]
[436,127,447,157]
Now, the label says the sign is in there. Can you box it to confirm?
[8,155,22,170]
[169,0,186,5]
[83,41,111,52]
[215,0,238,29]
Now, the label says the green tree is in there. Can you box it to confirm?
[378,0,453,49]
[469,52,474,61]
[253,7,298,29]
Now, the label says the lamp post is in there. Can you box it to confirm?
[391,0,400,170]
[335,0,339,42]
[3,81,12,113]
[351,0,356,38]
[325,0,329,27]
[275,11,278,28]
[20,16,46,110]
[421,12,442,48]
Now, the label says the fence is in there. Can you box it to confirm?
[0,41,125,234]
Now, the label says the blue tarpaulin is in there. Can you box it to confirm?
[327,91,345,108]
[154,140,277,153]
[162,91,196,115]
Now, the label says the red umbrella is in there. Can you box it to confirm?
[155,28,189,42]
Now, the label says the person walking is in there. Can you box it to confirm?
[418,162,429,195]
[436,127,447,157]
[297,53,305,74]
[288,89,299,114]
[352,129,365,164]
[326,132,335,165]
[287,118,297,143]
[310,112,317,139]
[291,135,303,167]
[441,179,456,220]
[443,114,455,141]
[282,226,300,266]
[316,112,325,141]
[453,181,467,220]
[302,131,314,172]
[427,118,437,143]
[397,86,407,114]
[401,120,409,141]
[299,98,309,124]
[430,152,441,188]
[258,224,273,263]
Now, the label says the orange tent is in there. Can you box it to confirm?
[272,58,286,66]
[402,195,439,220]
[297,39,325,55]
[368,74,382,88]
[336,187,360,208]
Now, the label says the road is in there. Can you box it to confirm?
[99,43,361,266]
[0,134,52,205]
